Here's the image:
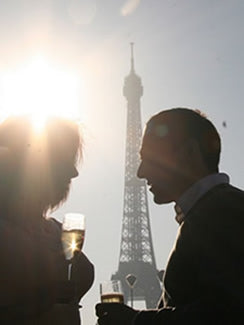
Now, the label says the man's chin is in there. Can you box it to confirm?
[153,196,166,204]
[151,191,172,204]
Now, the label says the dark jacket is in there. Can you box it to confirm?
[135,183,244,323]
[0,217,94,324]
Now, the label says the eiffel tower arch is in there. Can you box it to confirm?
[111,44,162,309]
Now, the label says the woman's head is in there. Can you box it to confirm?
[0,115,83,216]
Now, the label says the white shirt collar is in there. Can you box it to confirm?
[175,173,230,223]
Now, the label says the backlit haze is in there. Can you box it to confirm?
[0,1,244,324]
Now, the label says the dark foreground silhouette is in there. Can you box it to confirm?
[0,116,94,324]
[96,108,244,324]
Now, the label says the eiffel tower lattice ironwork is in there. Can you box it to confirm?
[111,44,162,308]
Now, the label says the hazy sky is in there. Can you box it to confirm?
[0,0,244,324]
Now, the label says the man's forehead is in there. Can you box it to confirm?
[140,129,171,155]
[143,114,186,142]
[145,120,169,138]
[140,117,187,157]
[143,116,174,144]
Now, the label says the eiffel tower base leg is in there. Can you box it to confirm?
[112,261,162,309]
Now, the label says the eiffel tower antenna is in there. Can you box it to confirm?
[111,44,161,308]
[130,42,135,72]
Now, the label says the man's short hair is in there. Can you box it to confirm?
[147,108,221,173]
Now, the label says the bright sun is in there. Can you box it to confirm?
[0,56,82,130]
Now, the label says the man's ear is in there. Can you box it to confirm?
[180,138,202,164]
[187,138,200,155]
[185,138,209,176]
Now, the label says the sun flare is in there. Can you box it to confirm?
[71,238,77,252]
[0,56,82,130]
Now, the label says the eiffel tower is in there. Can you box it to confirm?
[111,44,162,308]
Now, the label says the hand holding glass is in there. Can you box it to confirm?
[100,280,124,303]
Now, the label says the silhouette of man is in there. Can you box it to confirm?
[96,108,244,324]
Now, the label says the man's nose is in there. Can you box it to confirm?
[137,161,144,179]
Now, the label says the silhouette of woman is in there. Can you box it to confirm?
[0,116,94,324]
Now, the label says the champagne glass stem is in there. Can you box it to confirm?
[68,262,72,281]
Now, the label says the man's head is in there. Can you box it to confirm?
[137,108,221,204]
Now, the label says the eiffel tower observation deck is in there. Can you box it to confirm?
[111,44,162,308]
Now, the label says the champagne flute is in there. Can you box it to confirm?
[100,280,124,303]
[62,212,85,280]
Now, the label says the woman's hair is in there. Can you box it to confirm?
[0,115,83,217]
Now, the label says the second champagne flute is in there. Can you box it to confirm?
[100,280,124,303]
